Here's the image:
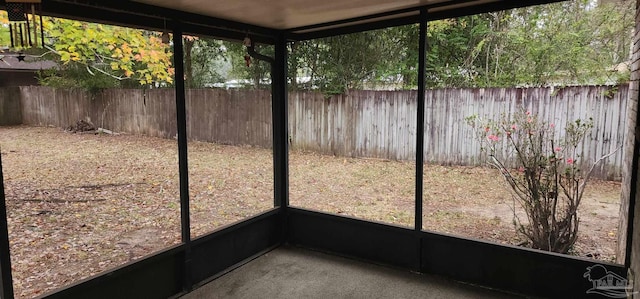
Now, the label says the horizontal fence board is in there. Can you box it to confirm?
[5,85,627,180]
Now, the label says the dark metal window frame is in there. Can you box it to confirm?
[0,1,634,298]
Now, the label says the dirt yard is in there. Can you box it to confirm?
[0,126,622,298]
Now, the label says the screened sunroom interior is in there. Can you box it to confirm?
[0,0,639,298]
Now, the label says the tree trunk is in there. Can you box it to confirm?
[184,38,194,88]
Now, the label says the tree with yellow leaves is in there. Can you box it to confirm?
[41,18,174,89]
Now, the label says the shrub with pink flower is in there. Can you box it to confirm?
[465,110,616,254]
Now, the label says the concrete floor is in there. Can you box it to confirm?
[180,246,527,299]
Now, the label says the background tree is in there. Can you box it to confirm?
[0,11,9,47]
[424,17,492,87]
[41,18,174,90]
[220,41,273,89]
[373,25,419,89]
[183,37,228,88]
[2,0,634,91]
[285,0,634,92]
[492,0,633,86]
[429,0,634,87]
[289,28,407,94]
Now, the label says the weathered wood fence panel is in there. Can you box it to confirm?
[20,87,92,129]
[98,89,178,139]
[289,91,418,160]
[422,85,627,178]
[186,89,272,147]
[15,87,273,144]
[0,87,21,126]
[5,85,627,179]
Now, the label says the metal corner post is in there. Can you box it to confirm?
[0,153,14,299]
[273,33,289,210]
[172,21,193,292]
[272,33,289,244]
[414,9,428,271]
[415,9,427,233]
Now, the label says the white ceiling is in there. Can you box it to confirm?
[133,0,496,30]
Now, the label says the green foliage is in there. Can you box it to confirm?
[290,27,415,94]
[0,11,10,48]
[494,0,633,86]
[314,31,387,93]
[376,25,419,89]
[466,110,606,253]
[425,17,492,87]
[184,38,227,88]
[4,0,633,91]
[37,65,119,93]
[223,41,273,89]
[36,68,76,88]
[441,0,633,87]
[284,0,634,92]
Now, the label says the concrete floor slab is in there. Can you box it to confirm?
[180,246,528,299]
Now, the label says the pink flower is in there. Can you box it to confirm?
[487,135,499,142]
[566,158,574,164]
[527,117,533,123]
[550,123,555,128]
[511,124,517,130]
[526,111,531,115]
[484,127,490,132]
[555,147,562,152]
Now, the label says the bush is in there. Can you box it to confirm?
[466,110,614,253]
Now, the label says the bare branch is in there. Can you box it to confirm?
[577,145,621,204]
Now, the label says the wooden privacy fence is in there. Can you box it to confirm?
[423,86,627,179]
[16,87,273,146]
[6,85,627,179]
